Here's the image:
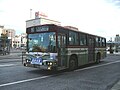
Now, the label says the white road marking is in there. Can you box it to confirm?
[0,64,15,67]
[0,75,52,87]
[75,60,120,72]
[0,60,120,87]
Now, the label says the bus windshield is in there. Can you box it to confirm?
[28,32,56,53]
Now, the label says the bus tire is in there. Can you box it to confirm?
[23,63,26,66]
[69,56,77,71]
[96,53,101,64]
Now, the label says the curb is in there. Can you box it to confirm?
[111,80,120,90]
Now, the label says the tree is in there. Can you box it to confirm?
[1,33,8,55]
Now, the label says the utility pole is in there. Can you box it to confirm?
[109,37,114,54]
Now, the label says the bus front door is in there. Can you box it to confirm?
[57,34,67,68]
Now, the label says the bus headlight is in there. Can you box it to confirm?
[27,60,29,62]
[50,62,52,65]
[47,62,50,65]
[47,62,53,65]
[26,59,29,62]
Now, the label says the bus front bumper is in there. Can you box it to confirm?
[24,63,55,70]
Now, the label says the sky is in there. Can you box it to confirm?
[0,0,120,41]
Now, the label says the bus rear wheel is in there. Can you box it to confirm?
[69,56,77,71]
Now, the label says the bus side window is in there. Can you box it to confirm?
[99,38,102,47]
[102,38,106,47]
[80,33,87,46]
[96,37,99,47]
[69,31,79,45]
[96,37,102,47]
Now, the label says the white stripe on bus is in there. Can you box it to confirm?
[67,48,88,51]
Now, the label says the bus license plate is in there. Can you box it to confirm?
[31,58,42,65]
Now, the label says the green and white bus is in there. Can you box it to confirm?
[22,24,106,71]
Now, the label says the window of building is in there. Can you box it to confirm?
[69,31,79,45]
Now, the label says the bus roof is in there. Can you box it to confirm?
[27,24,106,39]
[52,24,105,39]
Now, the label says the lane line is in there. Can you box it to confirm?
[0,60,120,87]
[75,60,120,72]
[0,64,15,67]
[0,75,52,87]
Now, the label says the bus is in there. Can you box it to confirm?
[22,24,106,71]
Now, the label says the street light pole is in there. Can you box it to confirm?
[11,31,12,48]
[9,31,12,48]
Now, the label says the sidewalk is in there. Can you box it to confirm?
[0,53,21,59]
[107,51,120,90]
[111,80,120,90]
[0,48,23,59]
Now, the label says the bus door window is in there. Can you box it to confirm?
[88,36,95,62]
[58,34,66,67]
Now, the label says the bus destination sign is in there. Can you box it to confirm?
[27,26,49,33]
[36,26,49,32]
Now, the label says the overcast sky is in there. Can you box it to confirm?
[0,0,120,41]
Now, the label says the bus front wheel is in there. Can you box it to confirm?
[69,56,77,71]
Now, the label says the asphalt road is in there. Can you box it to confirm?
[0,54,120,90]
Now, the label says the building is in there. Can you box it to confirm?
[0,26,15,47]
[26,17,61,28]
[0,26,4,36]
[0,25,4,37]
[12,35,21,48]
[114,34,120,52]
[0,25,27,49]
[114,34,120,42]
[26,11,61,28]
[21,33,27,47]
[12,33,27,48]
[0,26,11,54]
[0,27,15,38]
[3,29,15,47]
[107,34,120,53]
